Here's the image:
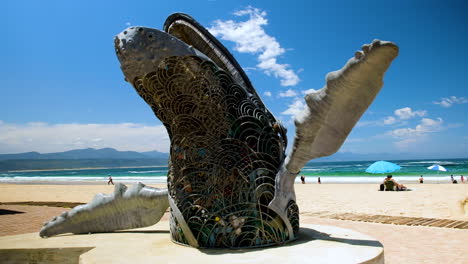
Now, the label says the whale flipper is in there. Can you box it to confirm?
[269,40,399,220]
[40,183,169,238]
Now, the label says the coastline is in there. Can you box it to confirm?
[0,175,462,185]
[6,165,168,173]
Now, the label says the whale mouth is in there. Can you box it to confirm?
[114,13,257,98]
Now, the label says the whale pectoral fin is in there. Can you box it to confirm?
[270,40,398,232]
[39,183,169,238]
[286,40,399,173]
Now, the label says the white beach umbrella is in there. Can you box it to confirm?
[427,164,447,172]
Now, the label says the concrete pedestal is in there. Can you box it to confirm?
[0,222,384,264]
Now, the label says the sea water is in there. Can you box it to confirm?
[1,159,467,184]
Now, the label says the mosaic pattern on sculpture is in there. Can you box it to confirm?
[132,55,298,248]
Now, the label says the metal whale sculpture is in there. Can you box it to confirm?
[40,13,398,249]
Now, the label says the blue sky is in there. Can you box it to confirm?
[1,0,467,158]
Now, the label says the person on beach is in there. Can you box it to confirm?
[451,175,457,184]
[419,175,424,184]
[461,175,464,183]
[384,175,407,191]
[300,175,305,184]
[108,175,114,185]
[318,177,321,184]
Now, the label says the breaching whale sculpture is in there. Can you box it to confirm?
[40,13,398,248]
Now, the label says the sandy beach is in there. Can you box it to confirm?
[1,183,467,263]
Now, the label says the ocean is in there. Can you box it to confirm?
[1,159,467,184]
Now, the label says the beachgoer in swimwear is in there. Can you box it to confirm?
[300,175,305,184]
[318,177,321,184]
[419,175,424,184]
[383,175,407,191]
[108,176,114,185]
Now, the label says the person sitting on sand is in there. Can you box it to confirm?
[383,175,407,191]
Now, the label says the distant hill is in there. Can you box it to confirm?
[0,148,169,171]
[0,148,168,160]
[0,148,464,171]
[308,151,467,163]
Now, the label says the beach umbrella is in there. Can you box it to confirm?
[365,160,401,174]
[427,164,447,172]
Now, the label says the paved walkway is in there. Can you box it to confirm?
[1,205,467,263]
[303,211,468,229]
[0,205,65,237]
[302,217,467,264]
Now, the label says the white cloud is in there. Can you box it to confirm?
[242,66,257,72]
[302,88,317,95]
[434,96,468,107]
[278,89,297,98]
[394,137,421,150]
[386,118,443,149]
[263,91,272,97]
[387,118,443,137]
[356,120,380,128]
[394,107,426,120]
[381,107,427,126]
[281,98,306,117]
[0,122,169,154]
[383,116,397,125]
[209,6,299,86]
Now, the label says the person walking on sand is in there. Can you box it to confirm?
[419,175,424,184]
[108,175,114,185]
[318,177,321,184]
[300,175,305,184]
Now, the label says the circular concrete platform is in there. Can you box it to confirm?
[0,222,384,264]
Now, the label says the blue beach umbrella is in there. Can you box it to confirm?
[427,165,447,172]
[365,160,401,174]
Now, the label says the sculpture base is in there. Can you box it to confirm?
[0,222,384,264]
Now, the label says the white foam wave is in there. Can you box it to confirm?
[301,168,325,171]
[0,176,168,184]
[0,175,457,185]
[128,170,166,174]
[405,161,459,165]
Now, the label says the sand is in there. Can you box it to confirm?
[1,183,467,220]
[1,183,467,263]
